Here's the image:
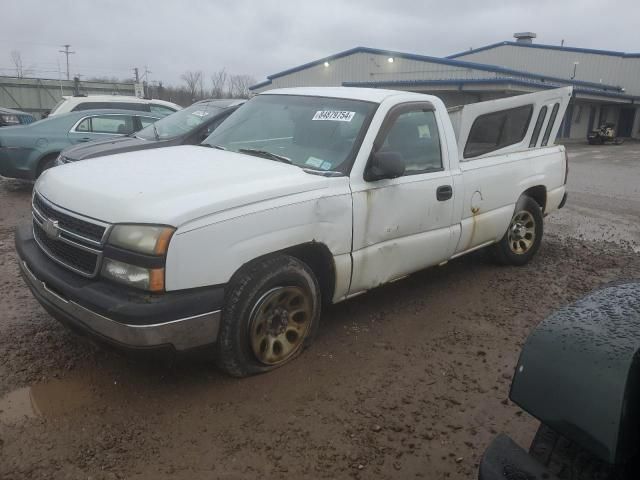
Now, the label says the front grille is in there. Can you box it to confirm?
[33,221,99,276]
[33,193,106,243]
[31,192,109,278]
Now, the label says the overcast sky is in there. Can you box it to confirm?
[3,0,639,88]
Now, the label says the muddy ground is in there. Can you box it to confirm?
[1,143,639,479]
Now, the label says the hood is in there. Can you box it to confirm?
[36,145,335,227]
[62,136,171,161]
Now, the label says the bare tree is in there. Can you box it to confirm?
[210,69,228,98]
[228,74,256,99]
[11,50,30,78]
[180,70,203,101]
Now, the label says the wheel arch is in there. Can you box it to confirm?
[36,151,61,177]
[521,185,547,212]
[229,241,337,306]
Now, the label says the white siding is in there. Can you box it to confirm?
[254,52,502,92]
[455,45,640,95]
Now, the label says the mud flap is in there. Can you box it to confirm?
[479,434,559,480]
[509,281,640,465]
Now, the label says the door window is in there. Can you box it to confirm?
[150,104,177,116]
[139,116,158,129]
[379,109,442,174]
[75,117,91,132]
[90,115,134,134]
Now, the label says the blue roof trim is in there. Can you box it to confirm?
[447,41,640,59]
[248,79,272,91]
[252,46,623,92]
[342,78,639,101]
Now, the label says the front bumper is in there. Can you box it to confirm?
[0,147,37,180]
[15,224,225,351]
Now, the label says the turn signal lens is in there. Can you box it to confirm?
[101,258,165,292]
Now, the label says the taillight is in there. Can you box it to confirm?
[563,147,569,184]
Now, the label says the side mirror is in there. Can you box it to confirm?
[365,151,405,181]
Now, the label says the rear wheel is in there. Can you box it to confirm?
[492,195,543,266]
[215,255,321,377]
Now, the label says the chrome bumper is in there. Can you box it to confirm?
[20,260,221,351]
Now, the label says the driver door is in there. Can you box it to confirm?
[349,103,456,295]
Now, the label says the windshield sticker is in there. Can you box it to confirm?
[320,161,332,171]
[191,110,210,117]
[305,156,324,168]
[312,110,355,122]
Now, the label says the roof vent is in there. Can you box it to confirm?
[514,32,536,44]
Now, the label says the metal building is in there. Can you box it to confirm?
[250,34,640,140]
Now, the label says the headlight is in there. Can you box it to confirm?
[108,225,175,255]
[101,258,165,292]
[0,114,20,125]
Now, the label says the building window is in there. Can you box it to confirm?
[574,105,582,124]
[464,105,533,158]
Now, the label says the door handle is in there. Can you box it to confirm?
[78,137,91,142]
[436,185,453,201]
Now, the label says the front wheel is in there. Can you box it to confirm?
[530,424,620,479]
[492,195,543,266]
[215,255,321,377]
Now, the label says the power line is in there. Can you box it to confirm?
[58,44,75,80]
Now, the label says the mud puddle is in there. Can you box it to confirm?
[0,377,94,424]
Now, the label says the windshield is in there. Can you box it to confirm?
[136,102,223,141]
[49,98,66,115]
[203,94,377,173]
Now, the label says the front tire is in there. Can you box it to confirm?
[492,195,543,266]
[215,255,321,377]
[530,424,618,479]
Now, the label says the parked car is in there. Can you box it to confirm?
[479,281,640,480]
[15,86,571,377]
[0,106,35,127]
[56,99,244,165]
[0,109,160,179]
[48,95,181,117]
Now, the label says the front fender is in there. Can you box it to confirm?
[510,281,640,465]
[164,192,352,291]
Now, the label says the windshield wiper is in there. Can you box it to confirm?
[237,148,292,164]
[199,143,226,150]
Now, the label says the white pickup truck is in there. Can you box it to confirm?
[15,86,571,376]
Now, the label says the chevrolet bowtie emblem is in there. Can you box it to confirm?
[43,219,60,239]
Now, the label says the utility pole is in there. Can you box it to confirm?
[59,44,75,80]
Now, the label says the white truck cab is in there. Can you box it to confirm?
[16,86,571,376]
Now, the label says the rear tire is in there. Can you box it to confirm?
[492,195,543,266]
[530,424,618,479]
[215,255,321,377]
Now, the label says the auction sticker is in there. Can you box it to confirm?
[191,110,210,117]
[312,110,355,121]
